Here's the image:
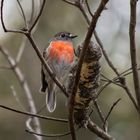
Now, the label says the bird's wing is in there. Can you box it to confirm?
[40,45,50,93]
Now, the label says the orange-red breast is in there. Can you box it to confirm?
[40,32,77,112]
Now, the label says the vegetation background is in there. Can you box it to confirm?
[0,0,140,140]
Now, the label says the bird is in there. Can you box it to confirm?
[40,31,77,112]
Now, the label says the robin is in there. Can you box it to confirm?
[40,32,77,112]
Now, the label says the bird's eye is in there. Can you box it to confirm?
[61,34,65,38]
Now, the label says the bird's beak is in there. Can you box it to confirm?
[70,34,78,39]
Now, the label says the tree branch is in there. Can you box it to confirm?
[17,0,28,28]
[16,37,27,63]
[68,1,109,140]
[26,129,71,138]
[87,120,115,140]
[0,104,68,123]
[103,98,121,130]
[94,100,108,132]
[29,0,46,32]
[129,0,140,113]
[62,0,77,6]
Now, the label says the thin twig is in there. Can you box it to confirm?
[29,0,35,25]
[122,67,140,77]
[77,1,90,24]
[68,1,109,140]
[16,37,27,63]
[10,85,26,111]
[104,98,121,123]
[26,129,71,138]
[87,120,115,140]
[85,0,94,17]
[94,31,120,77]
[0,104,68,123]
[103,98,121,131]
[101,74,123,87]
[120,67,132,76]
[122,85,139,111]
[129,0,140,113]
[62,0,77,6]
[94,100,108,132]
[17,0,28,28]
[29,0,46,32]
[98,67,140,96]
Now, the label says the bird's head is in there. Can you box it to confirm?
[54,31,77,41]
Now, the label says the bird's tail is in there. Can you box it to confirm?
[46,83,56,112]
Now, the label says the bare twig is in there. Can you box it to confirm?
[10,85,26,111]
[122,85,139,111]
[98,67,140,96]
[16,37,27,63]
[62,0,77,6]
[129,0,140,113]
[77,1,90,24]
[87,120,115,140]
[94,31,120,77]
[0,104,68,123]
[94,100,105,123]
[94,100,108,132]
[101,74,123,87]
[29,0,46,32]
[26,129,71,138]
[103,98,121,131]
[29,0,35,25]
[85,0,94,17]
[17,0,28,28]
[122,67,140,77]
[68,1,109,140]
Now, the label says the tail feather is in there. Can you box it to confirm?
[40,67,48,93]
[40,84,47,93]
[46,84,56,112]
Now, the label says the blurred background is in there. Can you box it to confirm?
[0,0,140,140]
